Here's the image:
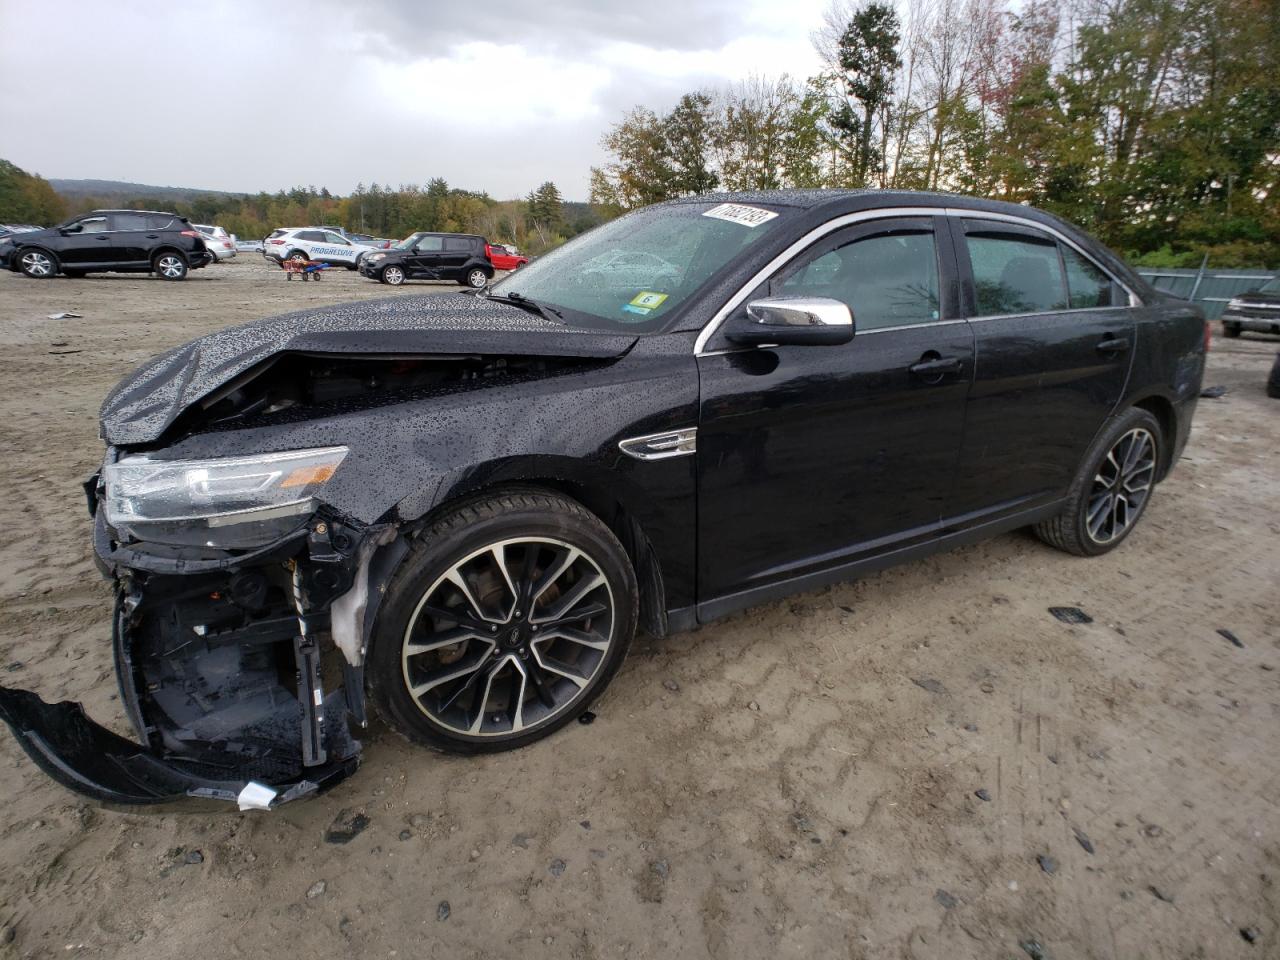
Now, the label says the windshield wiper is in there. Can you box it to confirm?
[482,291,566,324]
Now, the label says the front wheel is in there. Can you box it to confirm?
[153,252,188,280]
[18,249,56,278]
[381,265,405,285]
[465,267,488,289]
[367,489,637,754]
[1034,407,1162,557]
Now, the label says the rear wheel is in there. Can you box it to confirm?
[382,265,405,286]
[286,250,307,264]
[18,249,56,278]
[1222,322,1241,338]
[465,267,488,289]
[1035,407,1162,557]
[367,489,637,754]
[153,252,188,280]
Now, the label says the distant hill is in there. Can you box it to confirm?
[48,178,245,201]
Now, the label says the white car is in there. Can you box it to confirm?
[263,227,378,269]
[194,224,237,262]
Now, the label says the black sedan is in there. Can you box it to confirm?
[0,190,1206,810]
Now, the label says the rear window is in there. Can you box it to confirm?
[147,215,177,230]
[268,229,287,239]
[111,213,151,231]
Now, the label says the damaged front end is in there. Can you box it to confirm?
[0,450,403,811]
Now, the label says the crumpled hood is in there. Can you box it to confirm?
[100,293,637,446]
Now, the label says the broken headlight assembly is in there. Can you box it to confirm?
[102,446,348,538]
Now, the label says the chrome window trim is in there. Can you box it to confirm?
[946,208,1140,309]
[855,318,969,335]
[694,206,1139,356]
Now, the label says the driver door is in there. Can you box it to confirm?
[61,215,113,265]
[695,216,974,604]
[406,235,443,277]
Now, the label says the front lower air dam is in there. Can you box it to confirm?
[0,491,383,810]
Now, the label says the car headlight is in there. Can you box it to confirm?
[1225,298,1244,311]
[368,253,387,262]
[103,446,348,528]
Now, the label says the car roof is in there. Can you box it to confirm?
[88,209,184,217]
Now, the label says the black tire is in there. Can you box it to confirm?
[1034,407,1163,557]
[465,266,489,289]
[1222,322,1241,338]
[1266,353,1280,399]
[367,489,638,755]
[285,249,308,264]
[152,251,188,281]
[17,248,57,279]
[381,264,405,286]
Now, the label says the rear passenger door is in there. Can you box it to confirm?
[440,237,474,279]
[109,212,153,264]
[948,217,1136,521]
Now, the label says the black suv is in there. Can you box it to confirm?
[0,210,210,280]
[360,232,494,288]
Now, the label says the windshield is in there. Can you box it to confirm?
[490,201,789,333]
[396,233,424,250]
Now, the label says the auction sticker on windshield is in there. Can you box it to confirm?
[702,203,779,228]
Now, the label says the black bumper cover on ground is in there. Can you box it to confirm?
[0,685,358,809]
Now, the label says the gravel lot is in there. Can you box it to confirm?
[0,256,1275,959]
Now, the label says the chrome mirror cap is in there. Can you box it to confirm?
[726,297,855,346]
[745,296,853,328]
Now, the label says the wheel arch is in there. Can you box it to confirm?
[150,245,189,265]
[392,461,671,639]
[14,244,60,272]
[1129,392,1177,481]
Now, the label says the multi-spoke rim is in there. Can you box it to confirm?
[467,268,486,287]
[1086,427,1156,544]
[384,266,404,284]
[21,251,52,277]
[157,255,184,278]
[401,537,615,738]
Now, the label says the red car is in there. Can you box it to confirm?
[487,243,529,271]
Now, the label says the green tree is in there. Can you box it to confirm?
[0,159,67,224]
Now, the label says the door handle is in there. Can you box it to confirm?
[909,355,963,377]
[1096,337,1130,354]
[145,234,160,239]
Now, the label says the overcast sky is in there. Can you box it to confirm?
[0,0,830,200]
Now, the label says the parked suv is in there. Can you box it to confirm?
[263,228,376,269]
[0,190,1206,809]
[360,232,494,287]
[0,210,210,280]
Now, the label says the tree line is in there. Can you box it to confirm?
[0,164,589,256]
[589,0,1280,268]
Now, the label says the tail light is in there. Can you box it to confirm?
[484,244,493,260]
[269,239,285,245]
[180,230,200,238]
[1204,319,1212,353]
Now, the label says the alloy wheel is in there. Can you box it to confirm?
[384,266,404,285]
[467,268,487,288]
[1086,427,1155,544]
[400,537,616,738]
[21,251,53,277]
[156,255,185,279]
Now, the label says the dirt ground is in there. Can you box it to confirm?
[0,255,1275,960]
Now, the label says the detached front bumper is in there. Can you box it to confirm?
[0,499,400,811]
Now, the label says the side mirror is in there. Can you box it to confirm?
[61,223,84,235]
[725,296,854,346]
